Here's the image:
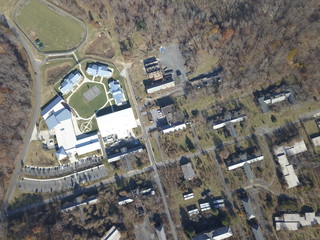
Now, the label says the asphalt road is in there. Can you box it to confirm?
[120,64,179,240]
[1,20,42,213]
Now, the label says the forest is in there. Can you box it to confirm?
[49,0,320,98]
[0,23,32,206]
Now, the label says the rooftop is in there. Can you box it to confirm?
[181,162,196,180]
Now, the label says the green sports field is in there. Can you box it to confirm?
[69,82,108,119]
[15,0,85,52]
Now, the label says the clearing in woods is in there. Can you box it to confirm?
[15,0,85,52]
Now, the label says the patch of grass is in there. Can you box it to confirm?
[149,137,162,163]
[15,0,85,52]
[25,141,59,166]
[188,52,219,79]
[69,82,107,118]
[303,120,319,136]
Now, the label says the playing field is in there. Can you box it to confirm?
[15,0,85,52]
[69,83,107,119]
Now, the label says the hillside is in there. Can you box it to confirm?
[49,0,320,99]
[0,23,32,204]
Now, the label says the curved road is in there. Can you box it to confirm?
[1,22,42,213]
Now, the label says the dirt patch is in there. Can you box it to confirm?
[84,32,115,59]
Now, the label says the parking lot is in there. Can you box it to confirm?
[146,108,167,131]
[21,155,103,178]
[159,43,187,82]
[19,165,108,193]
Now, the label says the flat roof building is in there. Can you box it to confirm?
[275,212,320,231]
[181,162,196,180]
[96,107,137,140]
[311,135,320,147]
[42,96,102,160]
[101,226,121,240]
[146,78,175,94]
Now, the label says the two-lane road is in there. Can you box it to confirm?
[1,22,42,214]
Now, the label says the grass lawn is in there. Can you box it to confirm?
[303,119,319,136]
[15,0,85,52]
[69,82,107,118]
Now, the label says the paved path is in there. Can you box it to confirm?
[120,63,179,240]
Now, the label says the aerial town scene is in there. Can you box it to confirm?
[0,0,319,239]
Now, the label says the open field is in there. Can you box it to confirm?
[15,0,85,52]
[69,82,108,118]
[25,141,59,166]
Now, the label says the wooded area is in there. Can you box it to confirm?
[0,24,32,205]
[49,0,320,99]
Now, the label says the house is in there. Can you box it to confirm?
[242,198,255,220]
[311,135,320,147]
[60,70,82,94]
[213,115,247,130]
[162,123,186,134]
[251,225,264,240]
[275,212,320,231]
[183,192,194,200]
[258,90,294,113]
[277,153,300,188]
[109,80,126,106]
[107,146,143,163]
[86,63,113,78]
[118,196,134,205]
[96,107,137,140]
[200,202,211,212]
[146,78,175,93]
[212,198,225,208]
[188,206,199,216]
[101,226,121,240]
[181,162,196,180]
[155,225,167,240]
[191,226,233,240]
[227,155,264,170]
[61,196,98,212]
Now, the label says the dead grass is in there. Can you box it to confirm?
[25,141,59,166]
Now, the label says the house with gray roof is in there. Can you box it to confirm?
[242,198,255,220]
[258,90,294,113]
[86,63,113,78]
[60,70,82,94]
[109,80,126,106]
[181,162,196,180]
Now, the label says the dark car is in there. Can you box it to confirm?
[176,70,181,76]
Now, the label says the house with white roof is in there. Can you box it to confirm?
[96,107,137,140]
[101,226,121,240]
[311,135,320,147]
[275,212,320,231]
[277,153,300,188]
[191,226,233,240]
[86,63,113,78]
[60,70,82,94]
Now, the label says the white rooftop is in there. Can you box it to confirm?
[96,107,137,139]
[277,154,300,188]
[312,136,320,147]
